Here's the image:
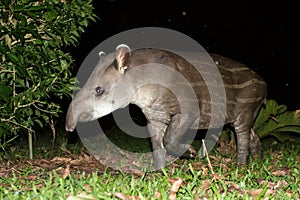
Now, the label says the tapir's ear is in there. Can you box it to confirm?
[115,44,131,74]
[99,51,106,57]
[98,51,106,63]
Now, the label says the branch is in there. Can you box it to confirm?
[16,100,38,108]
[31,82,40,92]
[32,102,58,114]
[41,55,63,66]
[1,118,35,133]
[0,70,15,73]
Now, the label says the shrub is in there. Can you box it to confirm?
[0,0,96,147]
[254,99,300,142]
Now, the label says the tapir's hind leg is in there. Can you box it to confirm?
[249,103,264,161]
[163,114,196,158]
[249,129,262,160]
[234,117,262,164]
[233,119,252,164]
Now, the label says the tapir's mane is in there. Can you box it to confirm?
[98,48,211,75]
[128,48,183,70]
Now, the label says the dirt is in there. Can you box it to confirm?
[0,151,114,180]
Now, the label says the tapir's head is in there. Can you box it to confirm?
[66,44,133,132]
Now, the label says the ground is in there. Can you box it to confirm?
[0,130,299,199]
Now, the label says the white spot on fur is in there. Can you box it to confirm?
[99,51,105,57]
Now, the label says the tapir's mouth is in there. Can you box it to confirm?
[78,112,94,122]
[65,112,93,132]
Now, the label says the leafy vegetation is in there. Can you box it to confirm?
[0,0,96,147]
[254,99,300,142]
[0,137,299,199]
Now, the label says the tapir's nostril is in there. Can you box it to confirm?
[65,121,75,132]
[66,127,74,132]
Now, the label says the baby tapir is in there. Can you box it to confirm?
[66,44,267,170]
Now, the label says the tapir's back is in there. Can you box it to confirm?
[210,54,266,123]
[130,49,267,128]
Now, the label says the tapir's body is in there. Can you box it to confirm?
[66,45,267,169]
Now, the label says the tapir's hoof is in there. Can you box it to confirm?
[249,148,263,161]
[249,129,263,161]
[249,144,263,161]
[236,152,248,164]
[180,146,197,159]
[166,144,196,159]
[153,149,167,171]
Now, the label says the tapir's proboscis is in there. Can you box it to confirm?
[66,44,267,170]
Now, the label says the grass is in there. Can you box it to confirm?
[0,129,300,199]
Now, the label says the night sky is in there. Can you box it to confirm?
[70,0,299,110]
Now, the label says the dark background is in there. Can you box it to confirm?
[69,0,299,110]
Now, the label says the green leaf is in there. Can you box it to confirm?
[44,78,53,85]
[16,65,26,77]
[6,52,19,63]
[35,109,40,116]
[44,10,58,21]
[71,30,79,37]
[254,99,300,140]
[271,132,291,142]
[42,115,49,122]
[28,5,46,11]
[15,79,25,87]
[12,4,24,10]
[35,119,43,128]
[79,19,88,27]
[0,84,12,101]
[60,59,68,70]
[1,0,10,8]
[27,23,38,37]
[0,45,9,54]
[35,39,43,45]
[275,126,300,134]
[25,12,38,20]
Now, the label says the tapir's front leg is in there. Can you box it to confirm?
[148,120,168,170]
[142,105,171,170]
[164,114,196,158]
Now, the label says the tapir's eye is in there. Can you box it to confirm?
[95,87,104,96]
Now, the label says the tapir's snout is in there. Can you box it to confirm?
[65,103,79,132]
[65,99,97,132]
[65,118,75,132]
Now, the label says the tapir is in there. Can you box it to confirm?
[66,44,267,169]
